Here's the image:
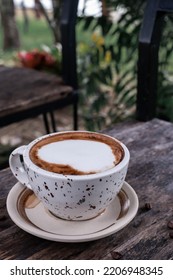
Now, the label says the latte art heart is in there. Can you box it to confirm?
[38,140,116,174]
[29,132,124,175]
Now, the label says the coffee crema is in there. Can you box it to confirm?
[29,132,124,175]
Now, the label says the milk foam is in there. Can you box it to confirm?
[38,139,116,173]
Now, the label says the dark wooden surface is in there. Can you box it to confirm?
[0,66,72,116]
[0,119,173,260]
[0,66,72,124]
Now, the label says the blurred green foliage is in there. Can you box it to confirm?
[77,17,137,130]
[77,0,173,130]
[76,1,144,130]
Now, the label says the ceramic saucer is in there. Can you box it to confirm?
[6,181,138,242]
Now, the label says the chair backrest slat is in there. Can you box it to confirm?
[137,0,173,121]
[60,0,79,90]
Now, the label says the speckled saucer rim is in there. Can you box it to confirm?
[6,181,138,243]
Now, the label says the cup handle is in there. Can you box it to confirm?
[9,145,32,190]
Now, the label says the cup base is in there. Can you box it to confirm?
[48,209,106,221]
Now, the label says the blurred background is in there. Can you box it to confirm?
[0,0,173,167]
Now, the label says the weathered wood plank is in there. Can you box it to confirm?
[0,66,72,117]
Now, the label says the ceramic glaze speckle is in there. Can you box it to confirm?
[9,131,130,220]
[20,167,127,220]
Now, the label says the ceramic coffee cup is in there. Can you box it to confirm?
[9,131,130,221]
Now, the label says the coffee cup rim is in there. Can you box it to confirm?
[23,131,130,180]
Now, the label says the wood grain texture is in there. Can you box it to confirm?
[0,66,72,117]
[0,119,173,259]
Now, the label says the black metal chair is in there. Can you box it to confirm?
[0,0,79,133]
[137,0,173,121]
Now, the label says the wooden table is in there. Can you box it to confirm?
[0,118,173,260]
[0,66,74,129]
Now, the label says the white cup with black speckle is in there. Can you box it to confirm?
[9,131,130,221]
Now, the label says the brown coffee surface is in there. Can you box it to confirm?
[29,132,124,175]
